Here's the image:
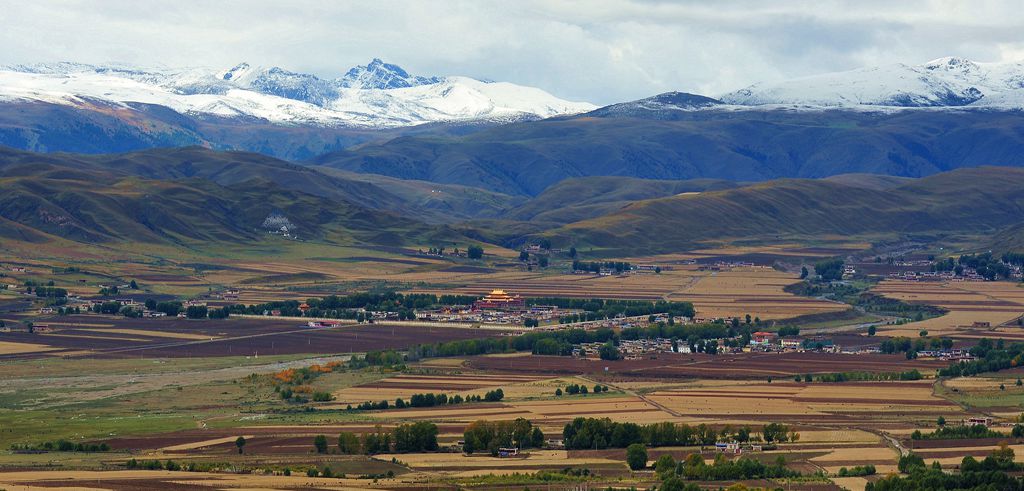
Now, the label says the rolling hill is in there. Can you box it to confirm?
[0,146,477,248]
[502,176,741,224]
[541,167,1024,254]
[0,146,521,224]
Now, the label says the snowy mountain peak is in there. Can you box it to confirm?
[923,57,979,72]
[339,58,441,89]
[719,57,1024,108]
[220,62,252,81]
[0,59,595,128]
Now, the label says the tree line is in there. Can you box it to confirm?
[347,389,504,411]
[939,339,1024,377]
[328,422,439,454]
[463,418,545,455]
[562,417,796,450]
[571,260,632,274]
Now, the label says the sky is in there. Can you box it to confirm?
[3,0,1024,104]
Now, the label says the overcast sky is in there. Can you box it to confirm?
[3,0,1023,104]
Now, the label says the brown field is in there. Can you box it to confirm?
[0,315,504,360]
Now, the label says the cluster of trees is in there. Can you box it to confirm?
[11,440,110,452]
[939,339,1024,377]
[126,459,184,471]
[869,449,1022,491]
[329,422,439,455]
[648,452,799,482]
[878,336,953,357]
[598,341,621,360]
[563,418,794,450]
[349,349,404,369]
[933,253,1017,281]
[228,292,477,319]
[837,465,877,477]
[911,424,1002,440]
[350,389,504,411]
[558,383,609,396]
[814,259,845,281]
[463,418,545,454]
[32,286,68,299]
[808,370,923,383]
[571,261,632,274]
[467,245,484,259]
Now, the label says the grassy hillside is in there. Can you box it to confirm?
[543,167,1024,254]
[314,109,1024,195]
[503,176,740,223]
[0,146,518,224]
[0,148,467,247]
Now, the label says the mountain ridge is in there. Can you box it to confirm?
[0,59,596,128]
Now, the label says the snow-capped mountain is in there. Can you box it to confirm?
[339,58,441,89]
[721,57,1024,108]
[584,91,724,119]
[0,60,595,127]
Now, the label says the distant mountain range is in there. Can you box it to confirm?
[4,56,1024,185]
[722,57,1024,108]
[0,59,595,128]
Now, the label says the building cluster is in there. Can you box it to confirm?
[748,332,838,353]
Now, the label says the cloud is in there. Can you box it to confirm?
[1,0,1023,104]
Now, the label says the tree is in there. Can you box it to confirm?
[867,325,877,336]
[800,266,809,279]
[467,245,484,259]
[185,305,208,319]
[235,436,246,454]
[313,434,329,454]
[129,280,138,289]
[555,388,562,396]
[599,342,621,361]
[338,432,360,454]
[814,259,844,281]
[626,443,648,470]
[937,416,945,427]
[897,453,925,473]
[569,247,577,258]
[519,251,529,261]
[393,422,438,452]
[654,453,676,478]
[762,423,790,443]
[538,256,549,268]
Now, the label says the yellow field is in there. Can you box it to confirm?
[873,280,1024,338]
[0,341,58,355]
[646,381,954,421]
[669,267,847,319]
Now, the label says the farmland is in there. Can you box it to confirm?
[2,243,1024,490]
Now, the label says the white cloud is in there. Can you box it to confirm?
[1,0,1023,104]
